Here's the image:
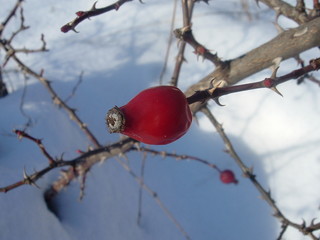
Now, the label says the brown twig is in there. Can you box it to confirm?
[0,135,136,194]
[61,0,137,33]
[64,71,84,103]
[44,137,136,200]
[0,0,24,37]
[159,0,178,85]
[136,149,147,225]
[173,25,225,66]
[131,145,218,170]
[14,130,56,165]
[170,0,195,86]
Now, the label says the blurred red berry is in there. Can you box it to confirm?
[106,86,192,145]
[220,169,238,184]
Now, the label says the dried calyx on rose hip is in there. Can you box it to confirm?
[219,169,238,184]
[105,86,192,145]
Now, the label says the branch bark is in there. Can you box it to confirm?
[259,0,309,24]
[185,16,320,114]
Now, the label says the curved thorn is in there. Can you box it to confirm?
[23,167,29,181]
[209,77,215,89]
[310,218,318,226]
[271,87,283,97]
[91,1,98,11]
[301,219,306,228]
[213,97,225,106]
[271,57,282,78]
[72,28,79,33]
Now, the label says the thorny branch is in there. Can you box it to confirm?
[257,0,309,24]
[186,57,320,105]
[14,130,56,165]
[174,25,225,67]
[0,130,136,194]
[200,106,320,239]
[61,0,139,33]
[169,0,195,86]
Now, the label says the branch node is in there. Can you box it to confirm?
[23,167,40,189]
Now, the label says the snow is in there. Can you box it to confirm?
[1,0,320,240]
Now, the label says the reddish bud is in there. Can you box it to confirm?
[76,149,85,154]
[263,78,273,88]
[195,46,206,55]
[61,24,72,33]
[76,11,85,17]
[220,169,238,184]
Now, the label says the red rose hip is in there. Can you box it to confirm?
[106,86,192,145]
[220,169,238,184]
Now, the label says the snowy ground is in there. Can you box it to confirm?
[1,0,320,239]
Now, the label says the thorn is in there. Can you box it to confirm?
[301,219,306,228]
[207,80,222,95]
[71,28,79,33]
[209,78,215,88]
[310,218,318,226]
[23,167,40,189]
[134,142,141,151]
[293,27,308,38]
[270,86,283,97]
[91,1,98,11]
[181,24,192,34]
[270,57,282,78]
[213,97,225,106]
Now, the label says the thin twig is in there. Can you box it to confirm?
[18,74,33,128]
[0,0,24,37]
[170,0,195,86]
[173,25,225,66]
[61,0,137,33]
[131,145,218,170]
[0,135,136,194]
[65,71,84,103]
[159,0,178,85]
[116,157,192,240]
[136,151,147,225]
